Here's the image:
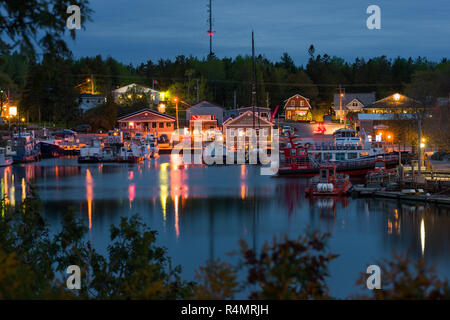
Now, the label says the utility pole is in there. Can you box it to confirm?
[196,79,199,103]
[207,0,214,57]
[339,85,345,124]
[251,30,256,129]
[0,89,4,117]
[91,74,94,95]
[418,117,422,177]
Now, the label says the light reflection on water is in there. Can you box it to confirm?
[1,156,450,298]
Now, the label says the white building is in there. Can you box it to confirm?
[112,83,164,105]
[78,94,106,112]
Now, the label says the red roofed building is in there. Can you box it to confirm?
[117,108,175,138]
[283,94,312,122]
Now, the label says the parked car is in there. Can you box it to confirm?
[72,124,92,133]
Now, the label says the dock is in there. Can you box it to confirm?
[352,187,450,206]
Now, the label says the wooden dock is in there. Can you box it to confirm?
[352,188,450,206]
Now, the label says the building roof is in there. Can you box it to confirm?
[364,93,422,109]
[333,92,376,109]
[283,94,312,109]
[113,83,160,94]
[118,108,175,122]
[188,100,224,110]
[78,93,105,98]
[223,111,273,128]
[236,106,271,112]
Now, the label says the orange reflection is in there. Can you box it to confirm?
[240,165,247,200]
[86,169,94,229]
[21,178,26,202]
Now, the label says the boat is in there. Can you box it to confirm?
[365,157,399,187]
[6,131,41,163]
[0,147,13,167]
[39,129,84,157]
[78,140,102,163]
[278,129,402,176]
[305,163,352,196]
[143,134,159,159]
[117,145,143,163]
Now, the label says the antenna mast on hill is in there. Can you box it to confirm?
[207,0,215,57]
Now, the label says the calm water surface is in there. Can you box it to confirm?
[2,156,450,298]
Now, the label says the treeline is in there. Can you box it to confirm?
[0,48,449,125]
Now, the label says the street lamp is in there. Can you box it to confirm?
[173,97,179,129]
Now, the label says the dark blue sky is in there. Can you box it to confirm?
[68,0,450,65]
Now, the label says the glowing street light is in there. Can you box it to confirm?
[158,103,166,113]
[173,97,179,129]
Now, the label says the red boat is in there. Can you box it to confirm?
[305,163,353,196]
[365,158,398,183]
[278,132,401,177]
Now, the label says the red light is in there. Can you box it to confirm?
[207,31,214,36]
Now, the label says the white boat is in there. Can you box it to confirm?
[142,134,159,159]
[291,128,390,163]
[78,140,103,163]
[0,147,13,167]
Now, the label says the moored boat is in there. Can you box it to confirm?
[278,130,402,176]
[305,163,352,196]
[6,131,41,163]
[0,147,13,167]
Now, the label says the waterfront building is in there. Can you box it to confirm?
[223,110,273,132]
[78,94,106,112]
[117,108,175,138]
[112,83,164,106]
[357,93,423,135]
[283,94,312,121]
[333,92,376,121]
[186,101,224,130]
[225,106,271,121]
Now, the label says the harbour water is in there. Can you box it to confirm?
[2,155,450,298]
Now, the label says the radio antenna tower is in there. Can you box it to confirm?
[207,0,215,57]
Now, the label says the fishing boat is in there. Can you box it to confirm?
[6,131,41,163]
[39,129,83,157]
[278,130,401,176]
[305,163,352,196]
[0,147,13,167]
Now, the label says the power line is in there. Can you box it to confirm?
[72,73,404,87]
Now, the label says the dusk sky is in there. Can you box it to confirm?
[68,0,450,65]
